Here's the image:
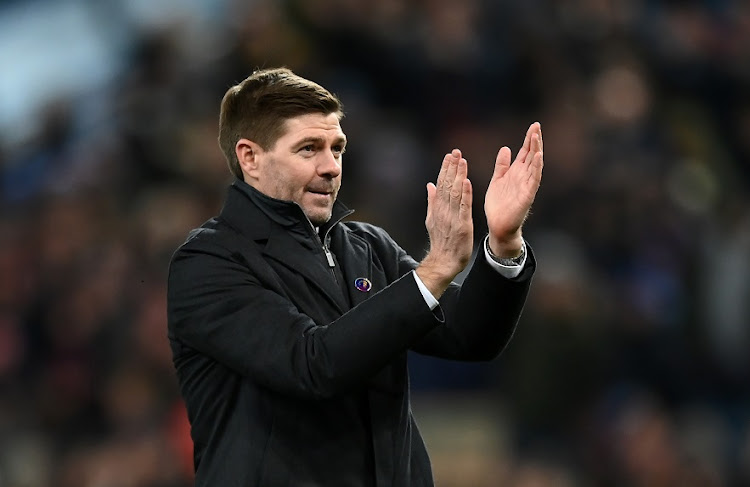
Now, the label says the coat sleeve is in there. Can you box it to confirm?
[356,224,536,362]
[409,245,536,361]
[167,234,442,399]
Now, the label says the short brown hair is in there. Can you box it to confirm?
[218,67,344,180]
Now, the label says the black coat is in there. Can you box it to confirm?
[167,181,535,486]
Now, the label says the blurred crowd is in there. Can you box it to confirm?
[1,0,749,486]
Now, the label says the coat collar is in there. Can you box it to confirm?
[220,179,353,243]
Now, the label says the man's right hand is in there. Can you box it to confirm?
[416,149,474,299]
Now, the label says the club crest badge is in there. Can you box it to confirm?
[354,277,372,292]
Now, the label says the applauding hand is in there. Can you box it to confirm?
[484,122,544,258]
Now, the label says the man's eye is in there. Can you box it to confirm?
[333,145,346,155]
[301,145,314,152]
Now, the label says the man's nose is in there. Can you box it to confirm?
[318,150,342,178]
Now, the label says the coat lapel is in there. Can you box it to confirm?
[333,228,376,308]
[220,180,355,316]
[262,225,349,314]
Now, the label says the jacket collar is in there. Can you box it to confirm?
[220,179,353,243]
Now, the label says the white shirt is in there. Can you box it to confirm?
[412,236,527,310]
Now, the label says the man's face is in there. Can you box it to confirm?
[248,113,346,226]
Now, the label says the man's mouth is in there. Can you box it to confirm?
[307,188,333,196]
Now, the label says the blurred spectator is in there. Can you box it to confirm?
[1,0,749,485]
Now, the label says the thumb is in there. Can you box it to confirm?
[426,182,436,218]
[493,147,512,180]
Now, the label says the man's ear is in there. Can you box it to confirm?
[236,138,263,179]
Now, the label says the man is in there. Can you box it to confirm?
[167,67,543,486]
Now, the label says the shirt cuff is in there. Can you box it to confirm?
[484,236,527,279]
[412,270,439,310]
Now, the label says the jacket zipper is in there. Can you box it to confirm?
[323,246,336,269]
[320,224,339,283]
[305,210,353,284]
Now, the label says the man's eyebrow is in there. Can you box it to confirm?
[293,135,347,146]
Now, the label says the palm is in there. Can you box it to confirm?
[484,123,544,241]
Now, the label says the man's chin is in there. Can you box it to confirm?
[302,195,336,226]
[306,210,333,227]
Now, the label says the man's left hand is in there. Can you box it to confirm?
[484,122,544,258]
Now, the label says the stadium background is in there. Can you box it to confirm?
[1,0,749,485]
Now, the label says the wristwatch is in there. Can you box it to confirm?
[485,237,525,266]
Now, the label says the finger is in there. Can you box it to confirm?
[435,153,452,193]
[442,149,461,195]
[493,146,512,180]
[426,182,436,221]
[535,122,543,153]
[513,123,535,165]
[533,150,544,177]
[459,178,473,221]
[533,129,542,154]
[514,122,540,162]
[524,134,541,166]
[427,182,437,206]
[526,152,544,188]
[450,157,468,212]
